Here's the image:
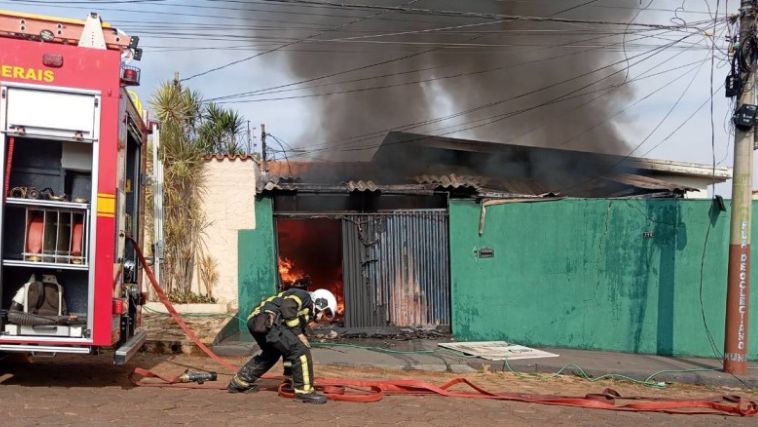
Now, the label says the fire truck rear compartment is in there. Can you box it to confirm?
[1,136,95,340]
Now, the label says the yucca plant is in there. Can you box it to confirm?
[198,102,246,154]
[150,81,246,298]
[150,82,209,295]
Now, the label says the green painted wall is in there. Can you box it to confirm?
[450,199,758,358]
[237,196,277,335]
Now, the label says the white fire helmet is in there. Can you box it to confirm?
[310,289,337,321]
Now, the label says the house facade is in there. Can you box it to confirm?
[206,133,757,359]
[234,193,758,358]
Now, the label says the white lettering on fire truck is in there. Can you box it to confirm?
[0,64,54,82]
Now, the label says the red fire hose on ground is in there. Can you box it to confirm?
[127,239,757,416]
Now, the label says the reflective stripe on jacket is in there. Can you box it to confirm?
[249,288,313,332]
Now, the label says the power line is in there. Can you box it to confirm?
[260,0,720,31]
[181,0,421,81]
[0,0,446,26]
[543,80,723,198]
[174,0,715,81]
[394,57,710,159]
[343,50,705,155]
[459,58,710,153]
[284,34,700,157]
[346,36,697,150]
[207,25,696,102]
[216,41,712,105]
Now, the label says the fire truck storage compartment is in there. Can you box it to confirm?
[0,86,99,338]
[0,138,94,337]
[2,138,92,265]
[1,268,88,338]
[4,86,100,141]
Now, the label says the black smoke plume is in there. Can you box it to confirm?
[244,1,640,166]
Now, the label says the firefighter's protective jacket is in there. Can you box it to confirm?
[249,288,314,333]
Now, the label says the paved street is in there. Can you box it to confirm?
[1,352,756,426]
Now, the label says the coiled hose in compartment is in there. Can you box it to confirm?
[6,310,57,326]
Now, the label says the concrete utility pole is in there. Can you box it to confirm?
[724,0,756,375]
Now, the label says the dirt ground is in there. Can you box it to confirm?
[0,351,756,426]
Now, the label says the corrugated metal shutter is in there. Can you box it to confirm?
[342,210,450,329]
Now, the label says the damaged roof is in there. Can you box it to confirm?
[374,132,732,181]
[369,132,728,197]
[256,132,725,198]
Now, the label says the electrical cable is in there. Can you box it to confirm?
[699,0,725,363]
[698,217,724,362]
[554,80,724,198]
[265,133,293,172]
[282,33,701,158]
[207,25,677,102]
[551,0,604,16]
[342,29,720,164]
[180,0,421,81]
[260,0,719,31]
[711,0,721,197]
[316,24,732,155]
[217,37,703,104]
[481,58,712,155]
[400,47,710,147]
[364,50,710,159]
[0,0,371,26]
[622,0,655,84]
[640,82,726,158]
[149,0,717,83]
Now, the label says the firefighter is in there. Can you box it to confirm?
[227,287,338,404]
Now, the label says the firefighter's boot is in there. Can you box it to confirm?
[227,374,258,393]
[295,391,327,404]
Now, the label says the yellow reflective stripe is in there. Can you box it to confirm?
[231,375,251,388]
[249,294,282,319]
[299,354,312,392]
[285,318,300,328]
[284,294,303,308]
[297,308,310,317]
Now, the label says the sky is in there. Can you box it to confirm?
[0,0,750,196]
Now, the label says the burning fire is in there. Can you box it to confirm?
[278,257,345,317]
[278,257,305,284]
[331,281,345,316]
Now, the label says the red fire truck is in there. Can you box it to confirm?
[0,10,150,364]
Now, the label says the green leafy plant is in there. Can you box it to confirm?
[150,81,243,297]
[166,291,218,304]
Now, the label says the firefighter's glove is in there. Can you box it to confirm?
[297,333,311,348]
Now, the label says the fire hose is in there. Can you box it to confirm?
[127,238,757,416]
[4,136,14,201]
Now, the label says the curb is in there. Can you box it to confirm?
[146,339,758,391]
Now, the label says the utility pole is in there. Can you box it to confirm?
[724,0,756,375]
[245,120,251,154]
[260,123,267,173]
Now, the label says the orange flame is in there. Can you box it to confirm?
[331,281,345,316]
[278,257,345,317]
[278,257,305,285]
